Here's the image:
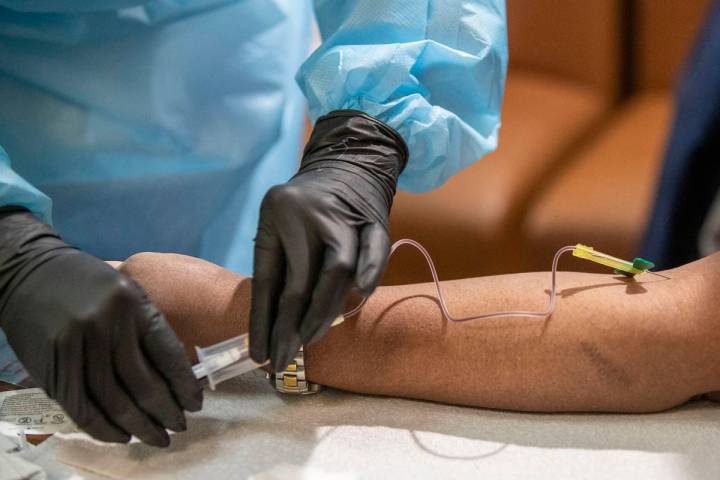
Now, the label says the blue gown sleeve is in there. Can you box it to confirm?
[0,1,148,12]
[0,146,52,224]
[297,0,508,192]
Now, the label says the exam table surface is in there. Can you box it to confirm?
[5,373,720,479]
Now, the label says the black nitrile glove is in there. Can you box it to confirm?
[249,110,408,371]
[0,209,202,447]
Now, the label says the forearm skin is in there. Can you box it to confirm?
[307,263,719,412]
[119,252,720,413]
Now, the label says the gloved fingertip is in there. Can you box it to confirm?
[354,271,379,297]
[272,355,289,374]
[248,308,273,367]
[270,343,286,373]
[170,413,187,433]
[271,335,302,373]
[305,314,342,345]
[249,346,268,365]
[175,378,203,412]
[134,423,171,448]
[102,431,132,444]
[149,430,171,448]
[187,390,203,413]
[355,282,376,299]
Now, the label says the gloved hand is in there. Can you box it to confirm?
[0,209,202,447]
[249,110,408,371]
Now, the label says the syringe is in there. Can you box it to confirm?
[192,315,345,390]
[192,333,265,390]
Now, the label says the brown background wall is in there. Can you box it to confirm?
[633,0,713,90]
[507,0,622,98]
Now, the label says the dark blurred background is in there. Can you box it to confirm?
[384,0,717,283]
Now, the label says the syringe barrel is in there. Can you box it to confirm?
[193,334,262,390]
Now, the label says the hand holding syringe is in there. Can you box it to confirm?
[192,315,344,390]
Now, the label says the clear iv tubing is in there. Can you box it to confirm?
[343,239,577,321]
[194,240,578,389]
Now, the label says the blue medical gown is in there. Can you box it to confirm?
[299,0,508,192]
[0,0,507,383]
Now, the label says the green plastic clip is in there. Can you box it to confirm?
[613,257,655,277]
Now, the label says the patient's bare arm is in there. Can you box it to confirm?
[118,252,720,413]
